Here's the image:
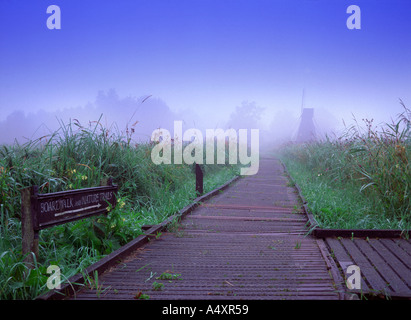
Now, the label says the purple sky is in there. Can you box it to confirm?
[0,0,410,142]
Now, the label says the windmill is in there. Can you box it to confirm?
[295,90,316,143]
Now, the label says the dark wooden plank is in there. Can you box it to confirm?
[368,239,411,288]
[394,239,411,256]
[326,238,352,263]
[380,239,411,267]
[355,239,409,293]
[315,229,410,238]
[340,239,388,293]
[326,238,370,293]
[316,239,346,300]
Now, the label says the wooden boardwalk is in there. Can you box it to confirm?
[71,158,341,300]
[325,237,411,298]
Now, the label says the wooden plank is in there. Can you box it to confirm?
[327,238,370,292]
[394,239,411,256]
[325,238,352,263]
[187,215,306,223]
[380,239,411,267]
[316,239,346,300]
[355,239,409,293]
[325,238,354,273]
[340,239,387,293]
[200,203,294,212]
[326,238,369,293]
[314,229,410,238]
[368,239,411,288]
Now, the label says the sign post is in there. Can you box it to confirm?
[21,186,39,266]
[21,179,118,267]
[195,164,203,196]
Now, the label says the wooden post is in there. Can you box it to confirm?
[21,186,39,267]
[20,181,118,269]
[195,164,203,196]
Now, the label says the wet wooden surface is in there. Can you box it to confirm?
[326,237,411,298]
[72,158,340,300]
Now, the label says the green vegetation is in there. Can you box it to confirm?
[151,281,164,291]
[0,117,239,299]
[279,102,410,230]
[156,272,182,281]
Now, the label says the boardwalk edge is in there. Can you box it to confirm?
[36,174,241,300]
[279,158,410,239]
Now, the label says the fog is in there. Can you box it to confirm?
[0,88,343,148]
[1,2,409,149]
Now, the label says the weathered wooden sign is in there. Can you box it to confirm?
[21,179,118,266]
[33,183,118,230]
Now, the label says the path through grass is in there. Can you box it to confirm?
[0,117,240,299]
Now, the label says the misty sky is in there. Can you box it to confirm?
[1,0,410,143]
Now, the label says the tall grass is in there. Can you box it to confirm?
[279,102,410,230]
[0,117,240,299]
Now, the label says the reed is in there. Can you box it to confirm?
[0,116,239,299]
[279,102,410,230]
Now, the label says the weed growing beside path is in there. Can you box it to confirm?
[279,103,410,230]
[0,118,240,299]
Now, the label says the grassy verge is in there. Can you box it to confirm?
[278,102,410,231]
[0,118,240,299]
